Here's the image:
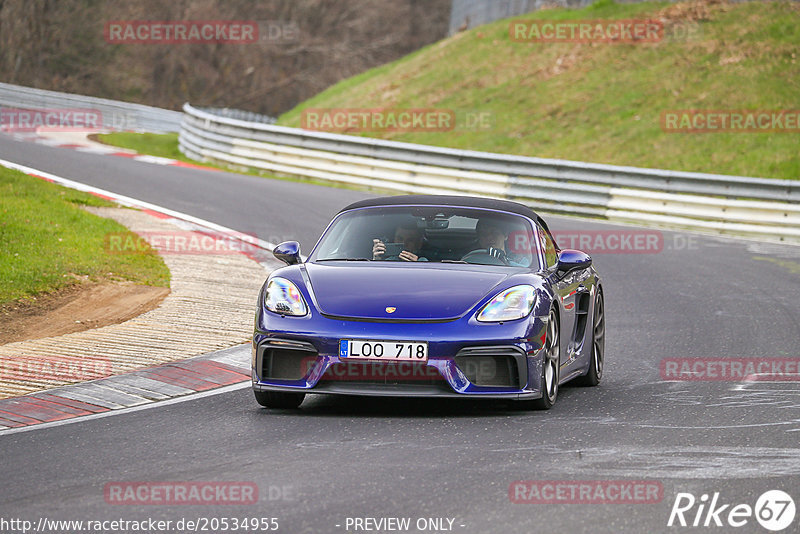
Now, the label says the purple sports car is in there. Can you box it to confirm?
[252,195,605,410]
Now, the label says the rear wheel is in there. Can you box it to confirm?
[575,289,604,387]
[254,390,305,409]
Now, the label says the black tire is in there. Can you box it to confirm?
[574,289,605,387]
[254,390,305,409]
[514,309,560,411]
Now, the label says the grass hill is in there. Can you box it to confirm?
[278,0,800,180]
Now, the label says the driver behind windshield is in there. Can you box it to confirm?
[372,223,428,262]
[467,218,530,267]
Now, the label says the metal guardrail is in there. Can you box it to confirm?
[197,107,276,125]
[0,82,182,133]
[179,103,800,243]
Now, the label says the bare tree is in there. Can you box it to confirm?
[0,0,451,116]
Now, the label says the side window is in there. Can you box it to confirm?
[537,224,558,269]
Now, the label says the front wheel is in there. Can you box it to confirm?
[514,309,560,411]
[575,289,604,387]
[254,390,305,409]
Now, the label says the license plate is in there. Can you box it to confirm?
[340,340,428,362]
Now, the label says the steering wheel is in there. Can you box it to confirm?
[460,249,509,266]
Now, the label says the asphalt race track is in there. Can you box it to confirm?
[2,135,800,533]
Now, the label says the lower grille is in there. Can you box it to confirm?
[257,340,317,381]
[455,347,524,388]
[317,361,446,386]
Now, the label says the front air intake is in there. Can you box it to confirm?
[257,340,317,381]
[454,346,526,388]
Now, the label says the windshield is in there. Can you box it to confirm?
[310,206,539,269]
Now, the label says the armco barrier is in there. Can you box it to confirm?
[178,102,800,243]
[0,82,182,133]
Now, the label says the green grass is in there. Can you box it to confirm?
[278,0,800,180]
[0,166,170,306]
[95,132,187,161]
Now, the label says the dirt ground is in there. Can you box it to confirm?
[0,282,169,345]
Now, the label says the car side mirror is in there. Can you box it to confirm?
[557,249,592,272]
[273,241,302,265]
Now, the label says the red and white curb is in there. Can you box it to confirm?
[5,129,214,171]
[0,345,252,434]
[0,158,295,433]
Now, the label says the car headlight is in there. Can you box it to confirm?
[476,285,536,322]
[265,278,308,316]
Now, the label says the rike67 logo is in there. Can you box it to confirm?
[668,490,796,531]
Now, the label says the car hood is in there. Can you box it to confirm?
[304,262,515,321]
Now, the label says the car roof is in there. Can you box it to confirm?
[340,195,551,231]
